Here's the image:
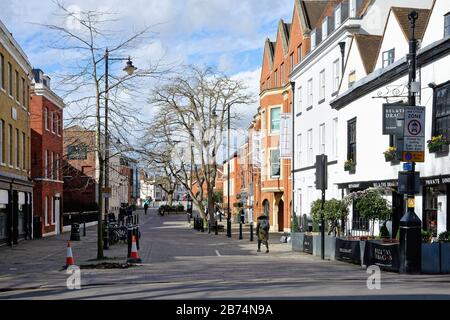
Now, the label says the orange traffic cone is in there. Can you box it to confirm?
[66,241,75,267]
[127,235,142,264]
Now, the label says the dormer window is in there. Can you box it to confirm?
[311,29,317,50]
[445,12,450,38]
[335,4,342,29]
[382,48,395,68]
[322,17,328,39]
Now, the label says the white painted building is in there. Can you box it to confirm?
[329,0,448,238]
[291,0,434,233]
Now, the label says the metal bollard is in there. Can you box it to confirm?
[208,221,211,234]
[239,222,243,240]
[215,220,218,235]
[134,226,140,250]
[83,222,86,237]
[137,214,139,225]
[127,227,133,258]
[201,219,205,232]
[250,223,254,242]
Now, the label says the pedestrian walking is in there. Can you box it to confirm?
[144,202,149,215]
[256,215,270,253]
[239,208,245,224]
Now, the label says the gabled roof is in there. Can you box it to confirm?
[263,38,275,70]
[354,34,383,74]
[391,7,432,41]
[293,0,312,34]
[276,19,291,56]
[302,0,329,29]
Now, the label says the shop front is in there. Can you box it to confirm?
[421,175,450,237]
[0,177,33,246]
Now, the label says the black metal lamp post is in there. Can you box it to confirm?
[212,105,232,238]
[103,49,137,250]
[399,11,422,274]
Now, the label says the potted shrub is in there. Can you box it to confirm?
[383,147,397,162]
[438,231,450,243]
[355,188,391,237]
[422,229,432,243]
[427,135,450,153]
[344,159,356,172]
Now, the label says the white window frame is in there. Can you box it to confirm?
[307,79,313,108]
[52,197,55,225]
[22,132,25,170]
[8,124,12,166]
[311,29,317,50]
[319,123,326,155]
[333,59,340,93]
[382,49,395,68]
[44,108,49,131]
[332,117,338,160]
[56,153,60,180]
[269,106,281,134]
[45,196,49,226]
[297,133,302,166]
[322,17,328,39]
[319,70,325,101]
[335,4,342,29]
[50,111,54,133]
[269,148,281,179]
[297,86,302,114]
[44,150,48,178]
[15,128,19,169]
[307,129,313,165]
[350,0,357,18]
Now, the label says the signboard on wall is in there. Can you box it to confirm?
[382,103,405,135]
[280,113,292,159]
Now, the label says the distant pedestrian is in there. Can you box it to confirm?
[144,202,149,215]
[239,209,245,224]
[256,215,270,253]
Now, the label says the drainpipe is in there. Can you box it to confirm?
[290,82,295,233]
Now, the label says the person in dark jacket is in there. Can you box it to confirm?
[256,215,270,253]
[144,202,149,215]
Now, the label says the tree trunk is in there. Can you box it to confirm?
[167,192,173,207]
[207,185,215,226]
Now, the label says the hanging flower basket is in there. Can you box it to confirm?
[383,146,397,162]
[427,135,450,153]
[344,159,356,172]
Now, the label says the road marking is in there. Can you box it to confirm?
[215,250,221,257]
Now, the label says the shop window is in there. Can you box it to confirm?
[424,186,439,237]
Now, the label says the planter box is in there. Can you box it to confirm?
[440,243,450,273]
[363,240,400,272]
[335,238,362,265]
[303,235,313,254]
[429,144,449,155]
[312,236,336,259]
[422,243,441,274]
[291,232,305,252]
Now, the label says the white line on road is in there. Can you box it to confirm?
[215,250,222,257]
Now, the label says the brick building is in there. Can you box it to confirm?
[30,69,64,237]
[253,0,314,232]
[0,19,33,245]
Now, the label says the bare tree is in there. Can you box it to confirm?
[144,66,254,226]
[39,1,169,259]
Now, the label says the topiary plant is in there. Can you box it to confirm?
[380,223,390,238]
[438,231,450,242]
[422,229,432,243]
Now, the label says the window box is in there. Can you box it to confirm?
[427,135,450,154]
[383,147,397,162]
[344,159,356,173]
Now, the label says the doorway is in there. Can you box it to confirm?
[54,197,61,235]
[278,199,284,232]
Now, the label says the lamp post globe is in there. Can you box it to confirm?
[123,58,137,76]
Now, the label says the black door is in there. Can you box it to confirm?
[392,190,404,238]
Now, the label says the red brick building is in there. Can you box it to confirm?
[30,69,64,237]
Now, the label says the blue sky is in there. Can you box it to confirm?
[0,0,293,127]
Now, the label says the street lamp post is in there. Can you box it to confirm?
[103,48,137,250]
[212,104,232,237]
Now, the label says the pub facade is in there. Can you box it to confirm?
[330,0,450,238]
